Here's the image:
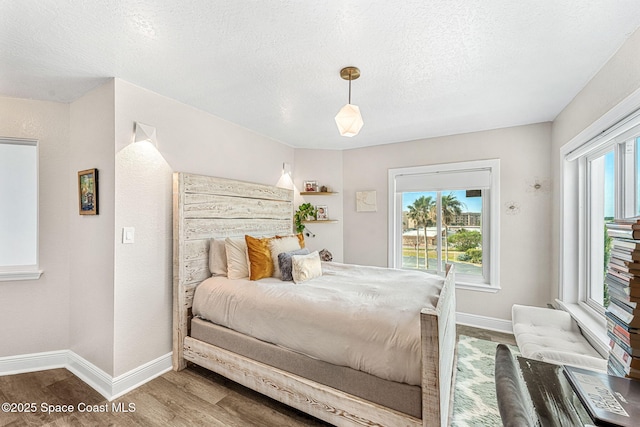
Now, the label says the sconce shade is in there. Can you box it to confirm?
[134,122,157,146]
[335,104,364,137]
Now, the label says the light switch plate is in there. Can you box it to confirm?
[122,227,135,244]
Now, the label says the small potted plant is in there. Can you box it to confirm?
[294,203,317,233]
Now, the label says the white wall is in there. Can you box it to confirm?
[342,123,553,321]
[551,27,640,300]
[293,149,344,262]
[68,81,116,374]
[0,97,71,357]
[112,79,295,376]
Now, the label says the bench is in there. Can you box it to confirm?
[511,304,607,372]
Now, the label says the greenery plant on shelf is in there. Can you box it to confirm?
[294,202,317,233]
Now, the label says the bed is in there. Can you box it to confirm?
[172,172,457,427]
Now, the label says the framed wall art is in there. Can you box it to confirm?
[356,190,377,212]
[316,205,328,220]
[303,180,318,192]
[78,168,99,215]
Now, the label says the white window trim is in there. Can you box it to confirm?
[388,159,500,291]
[0,137,42,282]
[559,87,640,349]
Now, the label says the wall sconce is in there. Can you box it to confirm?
[134,122,157,147]
[335,66,364,137]
[282,162,292,176]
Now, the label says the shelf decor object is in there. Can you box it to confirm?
[294,202,317,233]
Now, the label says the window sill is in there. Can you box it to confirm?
[0,270,43,282]
[555,299,609,358]
[456,281,501,293]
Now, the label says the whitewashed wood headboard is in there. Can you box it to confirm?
[172,172,294,369]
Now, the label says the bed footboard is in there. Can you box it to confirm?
[420,264,456,427]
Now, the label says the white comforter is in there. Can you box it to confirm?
[192,262,444,385]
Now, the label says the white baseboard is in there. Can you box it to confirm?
[0,350,67,376]
[0,350,172,401]
[111,353,172,400]
[65,351,114,400]
[457,311,513,334]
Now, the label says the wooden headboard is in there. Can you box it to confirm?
[172,172,294,369]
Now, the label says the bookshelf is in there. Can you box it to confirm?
[605,218,640,380]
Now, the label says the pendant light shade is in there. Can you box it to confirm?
[335,66,363,137]
[335,104,364,137]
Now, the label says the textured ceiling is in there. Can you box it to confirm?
[2,1,640,150]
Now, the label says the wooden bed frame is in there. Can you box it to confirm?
[172,172,457,427]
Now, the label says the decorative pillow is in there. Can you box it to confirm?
[278,248,310,281]
[269,234,304,278]
[225,237,249,279]
[245,235,274,281]
[209,238,228,276]
[291,251,322,284]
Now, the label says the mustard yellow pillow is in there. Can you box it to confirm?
[245,235,274,280]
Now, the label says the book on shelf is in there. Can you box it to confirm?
[607,301,640,328]
[609,262,640,276]
[608,229,640,239]
[606,268,640,285]
[605,311,640,334]
[607,316,640,345]
[606,280,640,298]
[609,256,640,271]
[609,331,640,357]
[610,248,640,262]
[608,217,640,225]
[610,339,640,369]
[607,221,640,230]
[611,238,640,251]
[608,352,640,380]
[564,365,640,427]
[610,296,638,313]
[609,288,639,309]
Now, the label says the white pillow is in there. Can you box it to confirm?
[291,251,322,284]
[225,237,249,279]
[269,235,303,278]
[209,238,228,276]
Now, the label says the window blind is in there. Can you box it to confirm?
[394,168,492,193]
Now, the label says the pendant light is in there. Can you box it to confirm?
[335,66,363,137]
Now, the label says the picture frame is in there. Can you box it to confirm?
[316,205,328,220]
[356,190,377,212]
[78,168,99,215]
[303,180,318,192]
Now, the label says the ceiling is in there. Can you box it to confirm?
[3,1,640,150]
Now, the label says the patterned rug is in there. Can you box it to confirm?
[451,335,520,427]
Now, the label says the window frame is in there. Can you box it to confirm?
[0,137,42,282]
[559,104,640,356]
[388,159,500,291]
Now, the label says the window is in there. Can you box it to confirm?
[560,110,640,354]
[388,159,500,291]
[0,138,41,281]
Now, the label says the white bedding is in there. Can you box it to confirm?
[192,261,444,385]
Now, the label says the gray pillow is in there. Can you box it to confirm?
[278,248,310,281]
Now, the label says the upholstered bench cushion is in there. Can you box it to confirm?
[512,304,607,372]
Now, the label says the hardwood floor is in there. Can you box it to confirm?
[0,325,515,426]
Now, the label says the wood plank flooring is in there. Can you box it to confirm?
[0,326,515,426]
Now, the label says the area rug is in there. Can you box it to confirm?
[451,335,519,427]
